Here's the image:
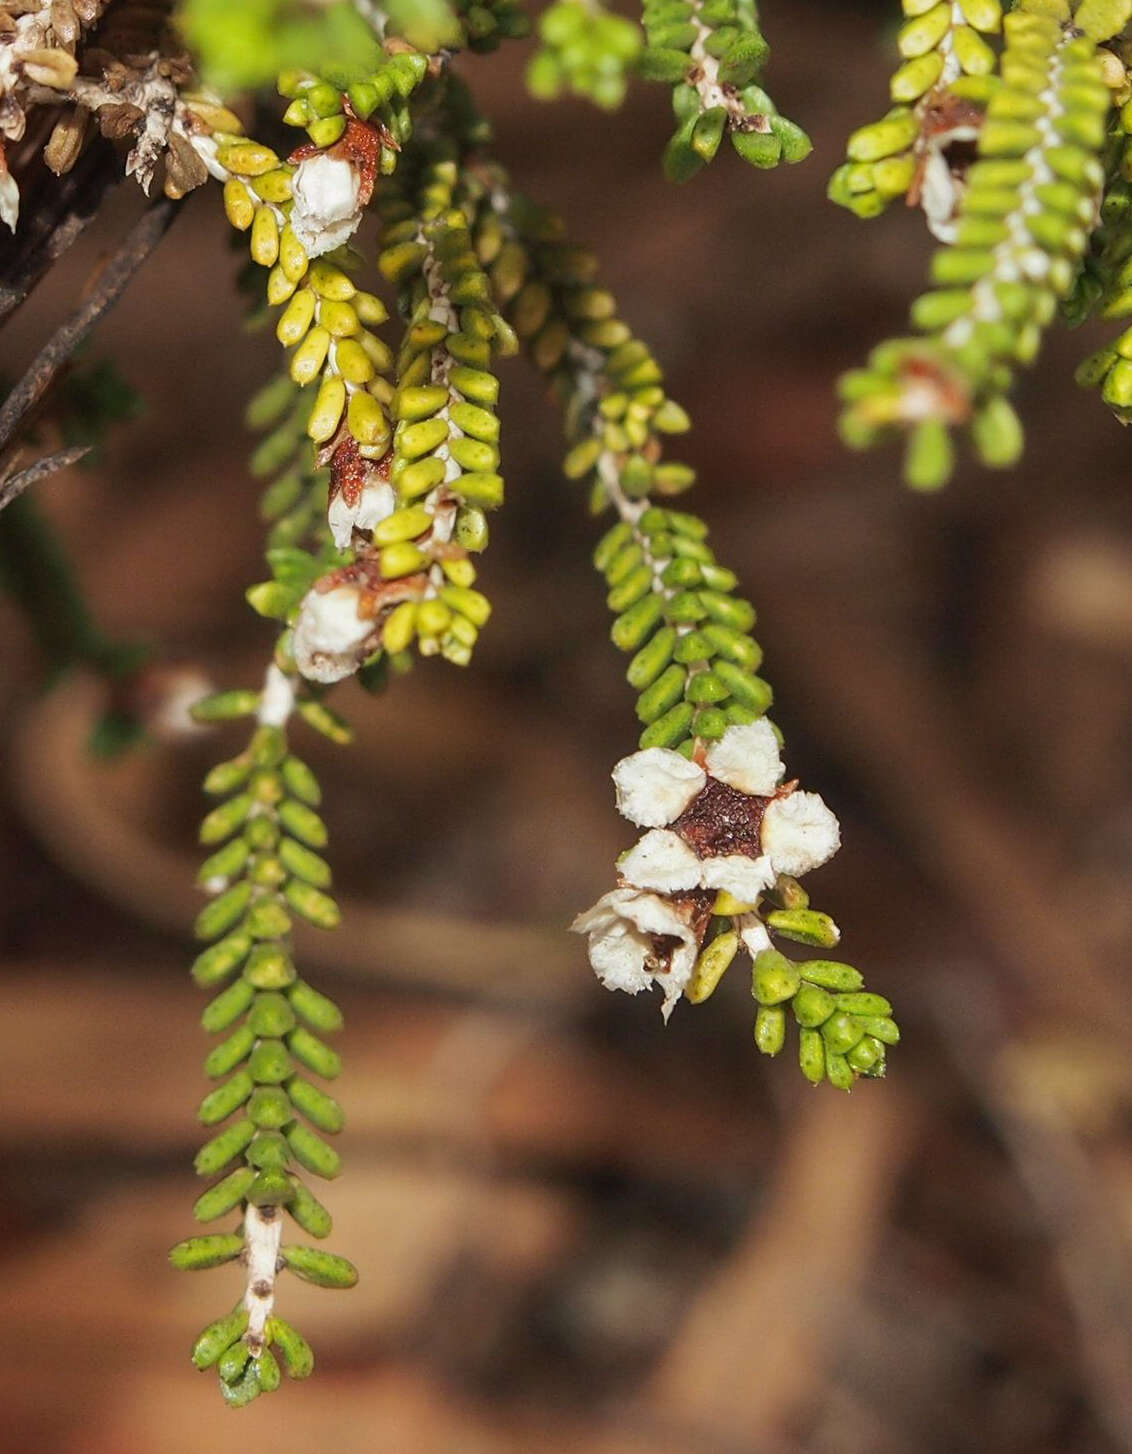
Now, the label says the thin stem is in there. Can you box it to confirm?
[0,198,180,474]
[0,444,91,513]
[0,141,124,329]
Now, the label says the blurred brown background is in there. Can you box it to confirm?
[2,3,1132,1450]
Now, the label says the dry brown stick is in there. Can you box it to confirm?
[639,1084,919,1450]
[9,672,586,1010]
[0,141,124,329]
[0,197,178,479]
[0,444,91,511]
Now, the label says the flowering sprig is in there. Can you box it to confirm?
[572,720,898,1086]
[829,0,1004,233]
[839,2,1115,489]
[419,147,899,1085]
[171,668,357,1407]
[369,146,515,668]
[638,0,811,180]
[466,171,776,751]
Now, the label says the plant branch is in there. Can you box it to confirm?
[0,444,91,513]
[0,197,180,477]
[0,141,125,330]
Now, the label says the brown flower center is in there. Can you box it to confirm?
[673,777,767,859]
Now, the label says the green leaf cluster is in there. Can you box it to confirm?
[172,715,356,1403]
[839,5,1112,487]
[638,0,811,180]
[829,0,1005,221]
[372,149,514,665]
[278,47,430,150]
[751,948,899,1090]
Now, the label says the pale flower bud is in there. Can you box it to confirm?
[289,155,363,259]
[328,474,395,551]
[292,583,375,684]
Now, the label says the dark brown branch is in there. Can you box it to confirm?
[0,140,125,329]
[0,196,179,475]
[0,445,92,512]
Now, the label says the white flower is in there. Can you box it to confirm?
[289,155,363,259]
[292,583,375,684]
[612,746,705,827]
[579,721,843,1021]
[328,474,395,551]
[761,790,841,878]
[703,719,783,796]
[571,887,700,1021]
[618,828,702,892]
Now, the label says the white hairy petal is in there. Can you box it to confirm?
[704,720,784,796]
[618,829,702,892]
[699,853,775,902]
[328,477,395,550]
[761,790,841,878]
[611,747,706,827]
[289,155,363,258]
[571,887,698,1020]
[292,584,374,684]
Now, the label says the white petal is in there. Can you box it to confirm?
[619,829,702,892]
[704,720,784,797]
[611,747,706,827]
[737,916,771,957]
[0,168,19,232]
[290,155,362,259]
[661,935,698,1022]
[578,913,653,996]
[919,128,976,243]
[188,133,229,183]
[328,478,396,550]
[699,853,775,902]
[761,790,841,878]
[292,584,375,684]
